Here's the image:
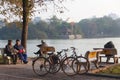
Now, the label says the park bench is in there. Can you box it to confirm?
[0,48,22,64]
[93,48,119,64]
[100,48,119,63]
[42,46,55,54]
[39,46,60,67]
[0,48,11,64]
[85,50,100,70]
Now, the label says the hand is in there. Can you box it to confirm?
[14,49,19,53]
[23,49,25,53]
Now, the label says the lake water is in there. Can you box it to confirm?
[0,37,120,58]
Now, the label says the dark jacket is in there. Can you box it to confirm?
[14,44,24,54]
[104,41,115,48]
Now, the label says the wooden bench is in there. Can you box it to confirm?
[99,48,119,63]
[85,50,100,70]
[0,48,22,64]
[42,46,55,53]
[93,48,119,64]
[0,48,11,64]
[42,46,58,64]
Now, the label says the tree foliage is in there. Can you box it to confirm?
[1,15,120,39]
[78,16,120,38]
[0,0,68,49]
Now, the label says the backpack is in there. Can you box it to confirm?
[52,54,59,64]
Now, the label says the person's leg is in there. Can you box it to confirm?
[106,55,111,63]
[21,54,28,64]
[18,53,24,61]
[106,57,110,63]
[23,54,28,62]
[18,53,28,64]
[12,54,17,64]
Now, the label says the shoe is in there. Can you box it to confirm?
[24,61,28,64]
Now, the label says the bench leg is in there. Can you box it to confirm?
[7,56,11,64]
[8,59,11,64]
[94,60,99,69]
[114,57,118,64]
[87,62,91,70]
[82,62,88,71]
[99,56,102,63]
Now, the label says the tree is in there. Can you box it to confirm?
[0,0,68,50]
[22,0,30,50]
[0,0,33,50]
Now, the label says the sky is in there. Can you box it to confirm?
[35,0,120,22]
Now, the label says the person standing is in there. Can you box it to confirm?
[14,39,28,64]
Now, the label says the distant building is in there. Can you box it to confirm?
[68,34,82,39]
[75,34,82,39]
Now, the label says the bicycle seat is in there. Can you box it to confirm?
[57,51,62,55]
[47,52,54,55]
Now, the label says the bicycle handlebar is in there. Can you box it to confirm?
[57,48,68,55]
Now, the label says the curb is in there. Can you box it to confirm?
[85,63,120,79]
[86,73,120,79]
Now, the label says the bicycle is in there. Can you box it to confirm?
[32,46,55,76]
[47,48,69,74]
[32,55,51,76]
[61,47,89,76]
[32,46,69,76]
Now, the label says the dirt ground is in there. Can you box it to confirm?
[0,61,119,80]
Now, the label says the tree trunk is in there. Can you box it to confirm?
[21,0,29,50]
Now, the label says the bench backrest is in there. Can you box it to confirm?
[85,51,99,61]
[42,46,55,53]
[101,48,117,55]
[0,48,5,55]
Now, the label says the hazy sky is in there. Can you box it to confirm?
[36,0,120,22]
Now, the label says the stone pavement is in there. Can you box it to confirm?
[0,61,119,80]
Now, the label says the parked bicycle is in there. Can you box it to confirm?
[32,46,69,76]
[32,46,89,76]
[61,47,89,76]
[47,48,69,74]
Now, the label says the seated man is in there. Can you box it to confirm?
[5,40,17,64]
[14,39,28,64]
[35,40,48,56]
[35,40,58,64]
[104,41,116,63]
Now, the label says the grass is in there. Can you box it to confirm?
[0,55,4,64]
[98,64,120,76]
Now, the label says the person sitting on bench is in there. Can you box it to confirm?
[104,41,115,63]
[5,40,17,64]
[14,39,28,64]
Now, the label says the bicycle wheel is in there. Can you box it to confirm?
[61,57,77,76]
[32,57,50,76]
[72,56,89,74]
[47,57,61,74]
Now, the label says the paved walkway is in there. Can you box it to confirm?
[0,61,119,80]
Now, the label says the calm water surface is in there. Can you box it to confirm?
[0,37,120,57]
